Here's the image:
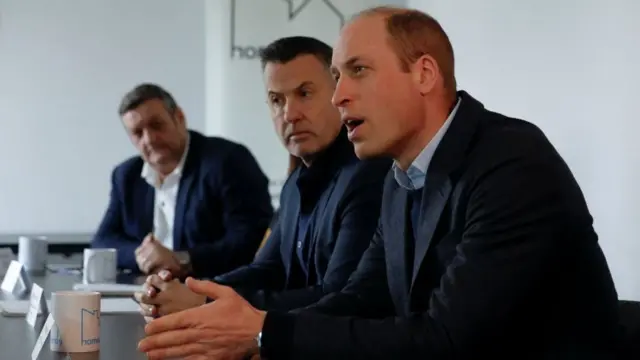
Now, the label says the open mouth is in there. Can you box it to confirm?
[344,118,364,132]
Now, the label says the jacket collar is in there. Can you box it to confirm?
[295,128,354,212]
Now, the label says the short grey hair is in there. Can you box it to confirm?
[118,83,178,116]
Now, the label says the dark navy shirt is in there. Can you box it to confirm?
[294,214,312,278]
[289,130,353,286]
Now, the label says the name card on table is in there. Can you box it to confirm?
[1,260,23,292]
[26,283,47,327]
[1,260,33,297]
[31,313,55,360]
[0,247,16,276]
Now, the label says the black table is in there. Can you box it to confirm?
[0,267,149,360]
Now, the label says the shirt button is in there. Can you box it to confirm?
[297,241,302,248]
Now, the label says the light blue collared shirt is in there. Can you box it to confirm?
[393,98,461,190]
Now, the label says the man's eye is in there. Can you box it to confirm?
[270,97,281,105]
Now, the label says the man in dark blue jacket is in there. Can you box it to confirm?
[137,7,619,360]
[92,83,273,278]
[134,37,390,316]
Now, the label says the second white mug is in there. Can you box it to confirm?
[18,236,48,272]
[83,248,117,284]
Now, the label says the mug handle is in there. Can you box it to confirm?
[85,253,97,283]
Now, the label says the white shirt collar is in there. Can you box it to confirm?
[141,134,190,187]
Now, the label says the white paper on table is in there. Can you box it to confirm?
[72,283,144,296]
[100,298,141,313]
[0,297,140,316]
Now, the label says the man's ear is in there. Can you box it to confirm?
[411,54,439,95]
[173,107,186,126]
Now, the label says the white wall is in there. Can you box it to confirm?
[408,0,640,299]
[0,0,206,235]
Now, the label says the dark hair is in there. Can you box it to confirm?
[259,36,333,70]
[118,83,179,116]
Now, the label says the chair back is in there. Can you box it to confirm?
[618,300,640,358]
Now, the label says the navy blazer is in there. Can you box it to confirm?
[214,131,391,311]
[92,131,273,278]
[260,92,620,359]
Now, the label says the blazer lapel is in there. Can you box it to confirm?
[173,171,196,250]
[407,91,484,291]
[305,171,341,267]
[410,173,452,290]
[281,184,301,287]
[172,134,202,250]
[143,183,155,237]
[386,186,411,314]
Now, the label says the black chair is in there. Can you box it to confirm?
[618,300,640,358]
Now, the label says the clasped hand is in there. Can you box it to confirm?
[134,270,206,319]
[134,233,180,275]
[137,278,266,360]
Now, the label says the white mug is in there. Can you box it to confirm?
[18,236,48,272]
[50,291,101,353]
[83,249,117,284]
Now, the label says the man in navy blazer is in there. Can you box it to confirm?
[92,83,273,278]
[137,7,620,360]
[133,37,390,317]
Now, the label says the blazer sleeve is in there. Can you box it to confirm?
[213,225,286,292]
[231,162,387,311]
[259,146,584,359]
[297,221,395,318]
[91,168,140,270]
[188,144,274,277]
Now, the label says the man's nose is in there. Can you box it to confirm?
[332,77,352,108]
[283,101,303,124]
[141,129,157,145]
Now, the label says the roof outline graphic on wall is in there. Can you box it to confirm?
[229,0,346,58]
[282,0,345,26]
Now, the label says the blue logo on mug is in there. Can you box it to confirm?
[51,324,63,346]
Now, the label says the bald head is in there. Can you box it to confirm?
[353,6,456,96]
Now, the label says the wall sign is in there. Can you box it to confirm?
[229,0,346,60]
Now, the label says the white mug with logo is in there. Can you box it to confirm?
[50,291,101,353]
[18,236,48,272]
[83,249,117,284]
